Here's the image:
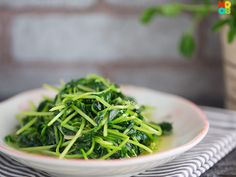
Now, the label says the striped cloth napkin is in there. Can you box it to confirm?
[1,107,236,177]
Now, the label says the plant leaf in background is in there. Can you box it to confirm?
[212,19,231,32]
[227,26,236,43]
[141,1,236,59]
[227,6,236,43]
[141,4,181,24]
[179,33,196,58]
[158,4,181,16]
[141,7,157,24]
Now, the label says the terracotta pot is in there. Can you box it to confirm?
[221,25,236,110]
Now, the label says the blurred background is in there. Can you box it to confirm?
[0,0,224,107]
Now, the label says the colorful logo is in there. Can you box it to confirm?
[218,0,231,14]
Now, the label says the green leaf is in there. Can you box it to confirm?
[158,122,172,135]
[231,0,236,4]
[140,7,157,24]
[227,28,236,43]
[159,4,181,16]
[212,19,230,32]
[179,33,196,58]
[227,18,236,43]
[140,4,181,24]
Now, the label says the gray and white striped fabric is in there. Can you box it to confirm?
[1,107,236,177]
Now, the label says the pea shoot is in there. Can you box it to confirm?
[5,74,172,160]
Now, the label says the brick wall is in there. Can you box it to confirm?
[0,0,224,107]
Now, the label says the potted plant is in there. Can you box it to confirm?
[141,1,236,110]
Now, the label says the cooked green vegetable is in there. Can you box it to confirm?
[5,74,172,160]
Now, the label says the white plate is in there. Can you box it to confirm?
[0,86,209,177]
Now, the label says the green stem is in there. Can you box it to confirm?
[54,126,59,143]
[112,116,135,124]
[61,112,77,125]
[128,140,153,153]
[61,124,78,132]
[103,119,108,137]
[80,149,88,160]
[59,118,85,159]
[43,83,60,91]
[87,74,111,88]
[82,95,111,107]
[16,118,37,135]
[77,84,95,92]
[18,112,53,117]
[65,87,113,101]
[110,125,124,130]
[50,104,66,111]
[64,154,83,158]
[28,101,36,110]
[146,122,163,135]
[86,138,95,156]
[108,129,129,139]
[47,109,66,126]
[40,150,58,156]
[94,137,113,146]
[20,145,55,151]
[100,137,129,160]
[72,105,97,126]
[56,133,63,155]
[178,3,218,13]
